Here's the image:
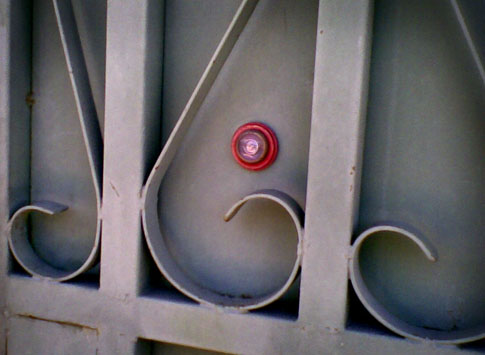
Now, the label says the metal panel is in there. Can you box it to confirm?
[2,0,485,354]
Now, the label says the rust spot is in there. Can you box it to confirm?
[215,291,253,300]
[320,30,323,34]
[25,91,35,107]
[16,314,99,335]
[324,326,340,334]
[349,185,353,192]
[109,181,120,198]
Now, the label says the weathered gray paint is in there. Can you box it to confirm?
[1,0,32,353]
[1,0,485,354]
[353,0,485,343]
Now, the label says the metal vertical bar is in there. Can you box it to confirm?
[0,3,9,352]
[299,0,374,328]
[0,0,33,219]
[0,0,32,351]
[101,0,164,299]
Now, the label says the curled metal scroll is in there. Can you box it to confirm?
[142,0,304,309]
[144,187,303,310]
[7,0,103,281]
[349,224,485,344]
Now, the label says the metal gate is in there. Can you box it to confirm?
[1,0,485,353]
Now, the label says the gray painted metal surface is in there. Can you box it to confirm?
[1,0,485,354]
[142,0,307,311]
[352,0,485,345]
[7,0,103,281]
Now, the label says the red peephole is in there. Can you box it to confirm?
[231,122,278,171]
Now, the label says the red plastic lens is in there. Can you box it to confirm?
[231,122,278,171]
[236,130,268,163]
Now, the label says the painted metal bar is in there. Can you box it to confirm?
[52,0,103,193]
[299,0,374,328]
[1,0,32,350]
[101,0,164,299]
[450,0,485,88]
[4,274,459,354]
